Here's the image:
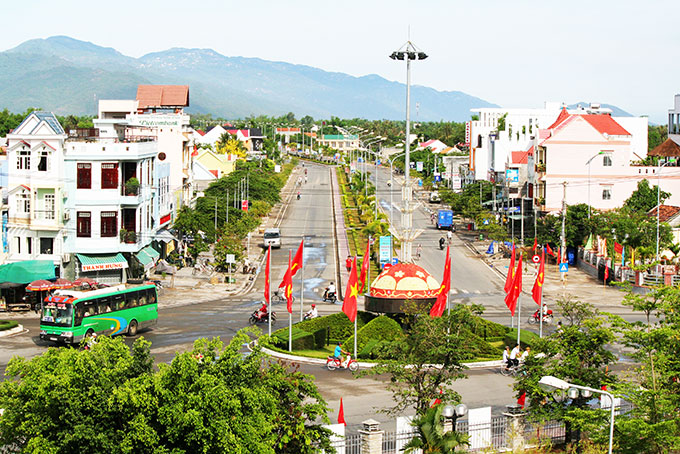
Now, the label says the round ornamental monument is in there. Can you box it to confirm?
[365,263,441,314]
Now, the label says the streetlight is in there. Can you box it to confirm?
[442,403,468,433]
[656,158,676,263]
[586,151,604,219]
[390,41,428,262]
[538,376,615,454]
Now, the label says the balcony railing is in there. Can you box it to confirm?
[119,229,138,244]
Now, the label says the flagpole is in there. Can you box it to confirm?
[353,318,357,360]
[267,245,272,337]
[516,293,521,346]
[300,236,304,322]
[288,250,292,353]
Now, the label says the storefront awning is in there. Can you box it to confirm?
[136,246,160,270]
[0,260,55,284]
[77,253,128,272]
[155,229,178,243]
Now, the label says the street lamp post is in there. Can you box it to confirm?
[539,376,615,454]
[656,158,676,263]
[390,41,428,262]
[586,151,604,219]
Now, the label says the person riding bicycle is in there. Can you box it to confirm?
[520,346,531,364]
[510,344,521,368]
[324,282,336,300]
[304,304,318,320]
[502,346,512,370]
[334,341,351,368]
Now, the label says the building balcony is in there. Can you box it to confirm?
[535,162,546,173]
[30,211,61,230]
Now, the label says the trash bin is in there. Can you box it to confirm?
[468,223,473,231]
[479,234,484,241]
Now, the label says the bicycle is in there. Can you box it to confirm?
[499,362,526,377]
[271,290,295,305]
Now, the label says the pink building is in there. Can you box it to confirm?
[534,109,680,213]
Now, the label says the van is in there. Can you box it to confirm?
[264,228,281,248]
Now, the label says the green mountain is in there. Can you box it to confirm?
[1,36,497,120]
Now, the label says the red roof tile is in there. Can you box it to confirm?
[136,85,189,109]
[649,205,680,223]
[195,129,205,136]
[548,107,570,129]
[648,138,680,157]
[511,151,530,164]
[581,115,630,136]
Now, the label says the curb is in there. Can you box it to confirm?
[261,345,503,370]
[0,324,25,338]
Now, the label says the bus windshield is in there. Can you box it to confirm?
[41,301,73,327]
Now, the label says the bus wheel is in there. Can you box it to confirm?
[85,329,94,338]
[127,320,138,337]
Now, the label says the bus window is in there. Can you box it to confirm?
[97,297,112,313]
[147,288,157,304]
[138,290,147,306]
[112,294,125,311]
[82,300,98,317]
[126,291,138,308]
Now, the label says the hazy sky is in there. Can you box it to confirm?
[3,0,678,123]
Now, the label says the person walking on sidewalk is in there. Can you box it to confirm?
[345,255,353,272]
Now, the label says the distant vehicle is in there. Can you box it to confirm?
[429,191,441,203]
[436,209,454,230]
[264,228,281,248]
[39,284,158,345]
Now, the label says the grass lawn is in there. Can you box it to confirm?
[269,345,336,359]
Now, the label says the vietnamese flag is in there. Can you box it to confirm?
[532,237,538,252]
[279,251,294,313]
[504,253,523,316]
[614,242,623,255]
[604,264,609,282]
[191,144,199,157]
[532,248,545,306]
[290,240,304,277]
[517,391,526,409]
[264,245,271,303]
[504,243,516,295]
[359,240,370,293]
[546,244,554,257]
[342,258,359,322]
[338,398,346,425]
[430,246,451,317]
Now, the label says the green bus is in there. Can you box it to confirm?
[39,283,158,345]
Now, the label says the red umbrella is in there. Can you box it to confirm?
[73,277,97,288]
[26,279,54,291]
[52,278,74,289]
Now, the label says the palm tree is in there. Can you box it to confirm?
[403,405,469,454]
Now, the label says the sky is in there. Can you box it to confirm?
[2,0,679,123]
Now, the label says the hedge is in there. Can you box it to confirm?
[0,320,18,331]
[292,311,375,342]
[504,328,540,349]
[471,316,508,339]
[344,315,404,357]
[273,326,317,350]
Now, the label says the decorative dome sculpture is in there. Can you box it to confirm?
[366,263,441,314]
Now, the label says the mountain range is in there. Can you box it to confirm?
[0,36,634,122]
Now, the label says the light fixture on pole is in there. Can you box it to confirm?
[390,41,428,262]
[441,403,468,432]
[656,158,676,263]
[585,151,604,219]
[538,376,615,454]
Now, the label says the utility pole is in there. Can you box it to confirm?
[214,199,218,241]
[560,181,567,284]
[521,196,524,245]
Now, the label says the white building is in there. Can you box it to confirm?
[669,94,680,145]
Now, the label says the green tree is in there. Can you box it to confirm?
[363,305,475,416]
[648,125,668,152]
[0,332,333,453]
[623,179,670,213]
[402,404,470,453]
[514,299,616,448]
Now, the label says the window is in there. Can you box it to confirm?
[100,211,118,237]
[16,193,30,214]
[147,288,157,305]
[97,297,112,314]
[602,188,612,200]
[112,294,125,311]
[77,163,92,189]
[15,237,21,254]
[125,291,138,308]
[77,212,91,237]
[603,154,612,166]
[44,194,55,220]
[26,237,32,255]
[37,150,50,172]
[17,150,30,170]
[101,163,119,189]
[40,237,53,254]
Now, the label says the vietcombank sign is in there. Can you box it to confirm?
[126,114,186,127]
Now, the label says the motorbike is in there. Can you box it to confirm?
[439,238,446,250]
[249,310,277,326]
[297,192,301,200]
[326,355,359,371]
[303,312,317,321]
[528,310,553,325]
[323,290,337,303]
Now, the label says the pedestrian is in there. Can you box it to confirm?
[416,244,422,259]
[345,255,353,272]
[556,321,563,333]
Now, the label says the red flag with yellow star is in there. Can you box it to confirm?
[504,253,522,316]
[359,240,370,293]
[532,247,545,306]
[279,250,294,313]
[290,239,303,277]
[342,257,359,322]
[504,243,515,295]
[430,245,450,317]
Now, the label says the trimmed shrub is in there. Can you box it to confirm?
[0,320,18,331]
[504,328,540,349]
[293,311,375,343]
[472,316,508,339]
[273,327,316,350]
[312,327,327,349]
[345,315,404,357]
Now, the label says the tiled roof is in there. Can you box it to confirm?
[277,127,300,133]
[648,138,680,157]
[581,115,630,136]
[649,204,680,223]
[15,112,65,135]
[195,129,205,136]
[548,107,570,129]
[511,151,530,164]
[136,85,189,109]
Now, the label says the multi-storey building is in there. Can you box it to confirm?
[669,94,680,145]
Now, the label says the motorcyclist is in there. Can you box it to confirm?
[334,341,351,368]
[304,304,319,320]
[297,191,301,200]
[439,237,446,250]
[255,301,268,321]
[324,282,336,300]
